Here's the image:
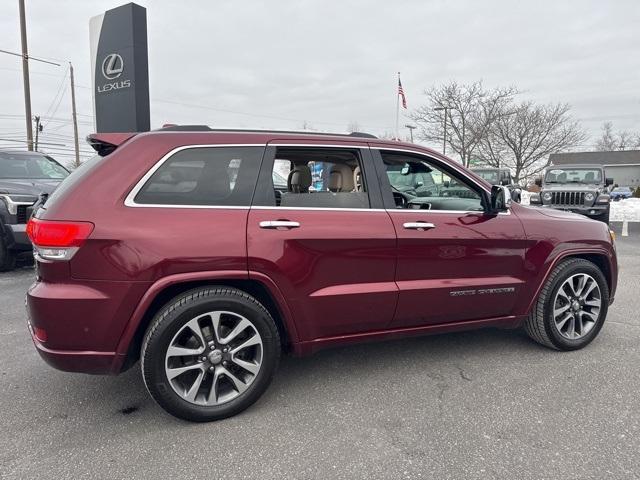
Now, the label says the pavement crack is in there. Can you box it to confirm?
[456,366,472,381]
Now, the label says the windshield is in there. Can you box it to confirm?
[473,169,500,184]
[545,168,602,184]
[0,152,69,179]
[613,187,631,193]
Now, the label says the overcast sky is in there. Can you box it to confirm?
[1,0,639,163]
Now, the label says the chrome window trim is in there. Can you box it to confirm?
[124,144,267,208]
[251,206,386,213]
[124,142,511,215]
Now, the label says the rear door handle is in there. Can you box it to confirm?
[259,220,301,229]
[403,221,436,230]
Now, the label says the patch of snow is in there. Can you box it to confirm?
[611,198,640,222]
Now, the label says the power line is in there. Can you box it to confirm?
[42,65,69,125]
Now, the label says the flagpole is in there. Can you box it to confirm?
[395,72,400,141]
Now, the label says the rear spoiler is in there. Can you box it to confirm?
[86,133,137,156]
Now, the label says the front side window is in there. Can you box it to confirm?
[266,147,369,209]
[134,146,262,206]
[381,151,483,211]
[0,152,69,179]
[545,168,602,184]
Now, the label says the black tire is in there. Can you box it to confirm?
[0,231,17,272]
[524,258,609,350]
[141,286,280,422]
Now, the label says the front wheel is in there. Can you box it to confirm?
[0,232,16,272]
[524,258,609,350]
[141,287,281,422]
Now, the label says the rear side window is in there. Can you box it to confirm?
[133,147,263,206]
[262,147,369,209]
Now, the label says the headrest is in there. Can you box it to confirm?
[353,166,362,192]
[328,164,355,192]
[287,165,312,193]
[194,161,231,199]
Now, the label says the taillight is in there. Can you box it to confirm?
[26,218,94,261]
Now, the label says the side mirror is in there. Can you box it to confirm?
[605,177,613,186]
[443,180,450,188]
[500,178,510,186]
[489,185,512,213]
[534,177,542,187]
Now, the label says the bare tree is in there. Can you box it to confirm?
[477,102,586,184]
[595,122,617,150]
[595,122,640,151]
[410,81,518,166]
[347,121,360,133]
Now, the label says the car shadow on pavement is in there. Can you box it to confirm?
[83,326,540,422]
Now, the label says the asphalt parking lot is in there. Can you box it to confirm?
[1,234,638,480]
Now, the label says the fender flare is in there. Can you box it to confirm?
[112,270,299,372]
[523,246,614,316]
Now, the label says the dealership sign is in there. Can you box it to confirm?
[90,3,149,132]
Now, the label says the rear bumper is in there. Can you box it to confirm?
[28,322,119,374]
[26,277,149,374]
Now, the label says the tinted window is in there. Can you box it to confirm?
[134,147,262,206]
[0,152,69,179]
[382,151,483,211]
[265,147,369,209]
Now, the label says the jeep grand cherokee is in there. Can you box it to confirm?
[25,127,618,421]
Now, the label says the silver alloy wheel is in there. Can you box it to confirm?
[164,311,263,406]
[552,273,602,340]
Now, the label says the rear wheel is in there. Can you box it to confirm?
[524,258,609,350]
[141,287,280,422]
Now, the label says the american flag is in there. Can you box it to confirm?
[398,78,407,109]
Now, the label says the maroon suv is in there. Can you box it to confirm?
[26,127,618,421]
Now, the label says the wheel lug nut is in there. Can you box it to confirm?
[200,356,206,362]
[208,366,215,372]
[222,361,228,366]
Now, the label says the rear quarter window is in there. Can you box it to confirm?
[132,146,263,206]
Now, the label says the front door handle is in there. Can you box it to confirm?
[403,221,436,230]
[259,220,301,229]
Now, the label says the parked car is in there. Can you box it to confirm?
[26,127,618,422]
[609,186,633,201]
[530,164,613,223]
[0,150,69,271]
[471,167,522,202]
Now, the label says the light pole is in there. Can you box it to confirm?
[434,106,451,155]
[404,124,416,143]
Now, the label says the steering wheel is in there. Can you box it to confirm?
[392,191,408,208]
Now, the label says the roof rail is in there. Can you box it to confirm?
[156,125,377,138]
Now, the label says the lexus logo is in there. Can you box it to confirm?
[101,53,124,80]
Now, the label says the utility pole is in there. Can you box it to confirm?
[33,115,41,150]
[69,63,80,168]
[404,124,417,143]
[18,0,33,151]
